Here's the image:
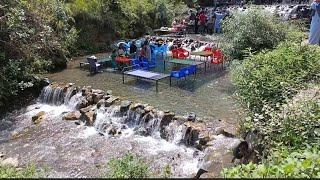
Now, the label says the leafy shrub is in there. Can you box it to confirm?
[222,8,304,60]
[66,0,188,52]
[107,154,149,178]
[0,0,77,110]
[0,164,43,178]
[161,164,172,178]
[250,85,320,153]
[231,42,320,114]
[221,147,320,178]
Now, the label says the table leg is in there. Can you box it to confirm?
[156,80,158,92]
[122,73,125,84]
[163,60,166,71]
[204,62,207,73]
[169,76,172,86]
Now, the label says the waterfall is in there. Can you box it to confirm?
[39,86,64,105]
[38,85,79,107]
[37,85,199,148]
[64,88,75,105]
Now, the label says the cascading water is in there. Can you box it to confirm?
[2,84,241,177]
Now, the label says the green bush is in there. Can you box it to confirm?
[221,147,320,178]
[107,153,149,178]
[0,164,43,178]
[250,85,320,153]
[66,0,188,52]
[222,8,304,60]
[231,42,320,114]
[0,0,77,109]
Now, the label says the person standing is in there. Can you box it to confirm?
[194,11,199,34]
[199,11,207,34]
[214,10,227,33]
[309,0,320,45]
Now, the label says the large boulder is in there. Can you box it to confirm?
[32,111,45,125]
[197,135,242,178]
[105,96,119,107]
[93,93,105,104]
[160,111,175,128]
[63,111,81,121]
[97,99,106,109]
[80,105,93,114]
[83,110,97,126]
[120,100,132,113]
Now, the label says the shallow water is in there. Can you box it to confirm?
[46,55,240,131]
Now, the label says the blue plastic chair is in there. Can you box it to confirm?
[170,69,186,85]
[188,65,196,75]
[138,57,150,70]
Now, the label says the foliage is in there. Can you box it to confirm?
[66,0,188,53]
[231,42,320,114]
[0,0,77,110]
[249,85,320,153]
[0,164,44,178]
[222,147,320,178]
[161,164,172,178]
[222,8,304,60]
[107,153,149,178]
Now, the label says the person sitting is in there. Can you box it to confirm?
[117,44,126,57]
[129,41,137,58]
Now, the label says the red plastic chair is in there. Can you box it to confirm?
[172,48,189,59]
[211,49,225,70]
[204,47,213,52]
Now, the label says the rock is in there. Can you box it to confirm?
[0,153,5,159]
[32,111,45,125]
[83,110,96,126]
[105,96,119,107]
[106,90,112,95]
[80,105,93,114]
[199,131,211,146]
[107,126,118,136]
[63,111,81,121]
[81,86,92,96]
[187,112,197,122]
[120,100,132,113]
[215,127,236,138]
[79,99,89,109]
[86,93,94,105]
[92,89,104,94]
[0,157,19,167]
[160,111,175,128]
[135,127,149,136]
[144,106,154,113]
[93,93,104,104]
[97,99,106,109]
[130,103,145,110]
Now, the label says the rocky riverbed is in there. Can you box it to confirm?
[0,82,249,178]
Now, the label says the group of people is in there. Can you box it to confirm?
[110,37,155,70]
[186,8,229,34]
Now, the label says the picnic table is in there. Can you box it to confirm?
[163,58,207,76]
[190,51,213,61]
[122,69,170,92]
[80,57,112,70]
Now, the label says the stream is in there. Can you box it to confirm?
[0,84,242,178]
